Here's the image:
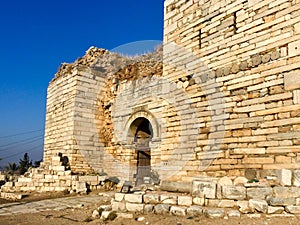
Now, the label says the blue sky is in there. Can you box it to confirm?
[0,0,164,167]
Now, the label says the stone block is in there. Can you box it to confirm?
[160,180,191,193]
[112,201,126,212]
[204,208,225,218]
[268,206,284,214]
[115,193,125,202]
[277,169,292,186]
[284,71,300,91]
[249,199,268,213]
[0,174,6,181]
[218,176,232,186]
[192,180,217,198]
[193,197,205,206]
[268,197,296,206]
[285,206,300,214]
[247,187,272,200]
[170,206,187,216]
[273,187,300,198]
[160,194,177,205]
[143,194,159,204]
[144,204,154,213]
[75,181,87,194]
[154,204,170,214]
[124,193,143,203]
[237,201,255,214]
[293,170,300,187]
[222,185,246,200]
[186,206,202,217]
[228,210,241,218]
[288,40,300,57]
[177,196,192,206]
[125,203,144,212]
[233,177,248,185]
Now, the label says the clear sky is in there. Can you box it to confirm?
[0,0,164,168]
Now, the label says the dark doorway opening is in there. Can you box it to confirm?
[132,118,153,186]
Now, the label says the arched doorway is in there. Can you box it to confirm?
[129,117,153,186]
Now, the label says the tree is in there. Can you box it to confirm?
[19,153,32,175]
[5,162,18,175]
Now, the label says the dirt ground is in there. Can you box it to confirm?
[0,192,299,225]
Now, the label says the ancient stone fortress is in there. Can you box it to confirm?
[2,0,300,218]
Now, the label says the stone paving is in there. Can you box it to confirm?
[0,194,107,216]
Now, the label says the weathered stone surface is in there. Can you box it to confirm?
[186,206,202,217]
[273,187,300,198]
[92,209,100,218]
[285,206,300,214]
[116,213,134,219]
[277,169,292,186]
[238,201,255,214]
[247,187,272,200]
[293,170,300,187]
[170,206,186,216]
[218,177,232,186]
[112,201,126,212]
[154,204,170,215]
[125,203,144,212]
[193,197,205,206]
[233,177,248,185]
[144,204,154,213]
[268,206,284,214]
[160,194,177,205]
[222,186,246,200]
[268,197,296,206]
[192,180,216,199]
[204,209,225,218]
[284,71,300,91]
[124,194,143,203]
[177,196,192,206]
[115,193,125,202]
[249,199,268,213]
[160,181,191,193]
[143,194,159,204]
[227,210,241,218]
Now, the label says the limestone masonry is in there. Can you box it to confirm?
[2,0,300,212]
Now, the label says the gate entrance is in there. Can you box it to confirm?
[131,118,153,186]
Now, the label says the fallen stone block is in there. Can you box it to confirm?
[222,185,246,200]
[154,204,170,214]
[143,194,159,204]
[114,193,125,202]
[160,180,191,193]
[186,206,202,217]
[237,201,255,214]
[170,206,186,216]
[125,202,144,212]
[160,194,177,205]
[144,204,154,213]
[177,196,192,206]
[268,206,284,214]
[112,201,126,212]
[277,169,292,186]
[268,197,296,206]
[227,210,241,218]
[124,193,143,203]
[249,199,268,213]
[285,206,300,214]
[193,197,205,206]
[273,187,300,198]
[204,208,225,218]
[247,187,272,200]
[192,180,217,199]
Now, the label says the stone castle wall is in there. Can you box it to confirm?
[41,0,300,185]
[162,0,300,181]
